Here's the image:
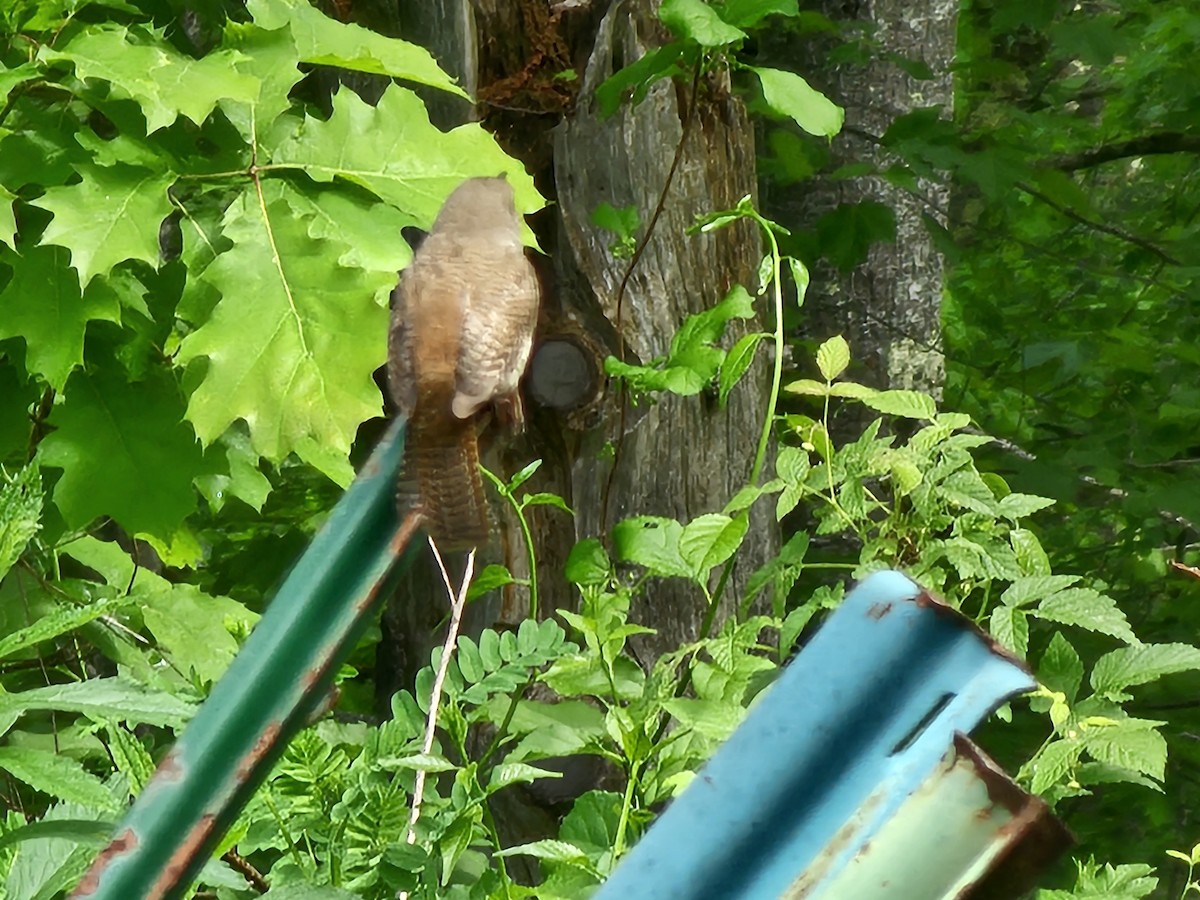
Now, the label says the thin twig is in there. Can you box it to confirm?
[399,539,475,895]
[600,58,705,531]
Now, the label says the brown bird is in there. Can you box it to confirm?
[388,177,540,550]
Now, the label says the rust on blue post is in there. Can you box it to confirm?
[594,570,1071,900]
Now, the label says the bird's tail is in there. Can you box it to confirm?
[401,398,489,552]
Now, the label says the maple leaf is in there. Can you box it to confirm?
[37,368,203,537]
[267,180,415,274]
[39,24,258,132]
[268,86,544,229]
[0,186,15,249]
[247,0,467,98]
[175,190,393,485]
[32,164,174,287]
[0,246,122,389]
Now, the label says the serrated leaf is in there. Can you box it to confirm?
[659,0,747,46]
[0,747,119,813]
[176,191,392,484]
[0,184,15,249]
[612,516,690,578]
[0,246,122,389]
[828,381,877,399]
[989,605,1029,658]
[0,592,131,662]
[269,86,543,230]
[384,752,457,773]
[750,66,844,137]
[719,331,767,406]
[106,724,154,795]
[32,165,173,287]
[1039,632,1084,704]
[0,463,40,582]
[38,368,202,537]
[487,763,557,794]
[1084,720,1166,782]
[1090,643,1200,695]
[1033,587,1136,644]
[0,677,196,727]
[0,62,37,105]
[1001,575,1081,608]
[815,335,849,380]
[996,492,1056,519]
[275,182,416,273]
[784,378,828,396]
[861,389,937,420]
[1029,738,1082,794]
[679,513,748,578]
[40,25,258,131]
[249,0,466,97]
[1011,527,1051,576]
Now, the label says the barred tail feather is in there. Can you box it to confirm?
[403,405,489,551]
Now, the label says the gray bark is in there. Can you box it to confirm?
[384,0,776,669]
[765,0,955,397]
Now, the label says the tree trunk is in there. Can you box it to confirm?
[384,0,776,674]
[764,0,955,398]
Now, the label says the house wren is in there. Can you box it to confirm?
[387,177,539,550]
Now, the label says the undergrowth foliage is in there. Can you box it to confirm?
[0,0,1196,898]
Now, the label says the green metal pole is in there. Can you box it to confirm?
[73,421,420,900]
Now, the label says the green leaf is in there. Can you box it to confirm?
[38,368,202,537]
[0,818,112,855]
[1084,719,1167,782]
[268,86,543,229]
[995,492,1056,520]
[718,0,799,28]
[487,762,557,794]
[0,677,196,727]
[0,62,38,106]
[32,165,173,287]
[176,189,392,484]
[1032,588,1136,645]
[719,332,768,406]
[467,564,515,601]
[39,25,258,131]
[678,513,748,578]
[0,464,40,582]
[612,516,690,578]
[659,0,747,47]
[275,184,417,275]
[0,246,122,389]
[0,593,132,662]
[1010,528,1051,576]
[1090,644,1200,696]
[595,42,689,117]
[0,747,119,813]
[1029,738,1082,794]
[248,0,466,97]
[1039,632,1084,704]
[750,66,844,137]
[0,184,16,249]
[860,389,937,420]
[989,605,1029,658]
[565,539,612,586]
[815,335,850,380]
[1001,575,1081,608]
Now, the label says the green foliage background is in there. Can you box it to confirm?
[0,0,1199,897]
